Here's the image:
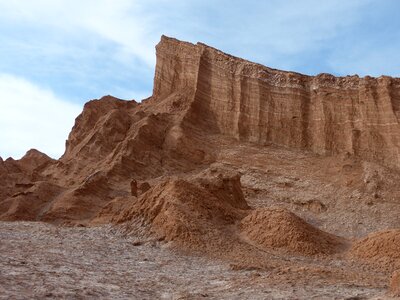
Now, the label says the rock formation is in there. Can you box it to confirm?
[1,36,400,295]
[130,180,138,197]
[108,172,250,250]
[155,36,400,170]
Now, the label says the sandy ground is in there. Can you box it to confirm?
[0,221,389,300]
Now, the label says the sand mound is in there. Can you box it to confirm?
[349,229,400,271]
[103,172,249,250]
[91,196,134,225]
[240,208,345,256]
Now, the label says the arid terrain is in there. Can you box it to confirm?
[0,222,387,299]
[1,36,400,299]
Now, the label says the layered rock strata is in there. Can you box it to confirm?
[155,36,400,169]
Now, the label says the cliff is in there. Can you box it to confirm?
[2,35,400,296]
[154,35,400,169]
[1,35,400,222]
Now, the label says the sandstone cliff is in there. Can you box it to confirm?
[155,35,400,169]
[2,36,400,295]
[2,34,400,223]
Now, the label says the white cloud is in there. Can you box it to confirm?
[0,73,81,159]
[0,0,373,71]
[0,0,158,66]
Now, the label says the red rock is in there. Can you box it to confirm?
[138,182,151,194]
[390,270,400,297]
[2,36,400,294]
[130,180,138,197]
[155,36,400,170]
[0,35,400,243]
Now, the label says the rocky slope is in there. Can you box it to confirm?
[1,35,400,297]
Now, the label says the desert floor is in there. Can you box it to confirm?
[0,221,387,300]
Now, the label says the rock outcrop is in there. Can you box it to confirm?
[0,149,55,210]
[1,36,400,273]
[107,172,250,250]
[155,36,400,170]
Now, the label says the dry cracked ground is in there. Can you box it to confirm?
[0,222,387,300]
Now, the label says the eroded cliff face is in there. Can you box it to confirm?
[154,35,400,169]
[3,36,400,295]
[2,35,400,223]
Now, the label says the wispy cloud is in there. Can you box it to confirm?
[0,0,157,105]
[0,0,157,65]
[0,73,81,159]
[1,0,398,84]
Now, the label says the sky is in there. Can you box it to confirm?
[1,0,400,159]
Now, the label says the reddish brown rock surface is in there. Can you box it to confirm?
[390,270,400,297]
[155,36,400,169]
[1,36,400,297]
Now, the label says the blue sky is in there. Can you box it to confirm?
[1,0,400,159]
